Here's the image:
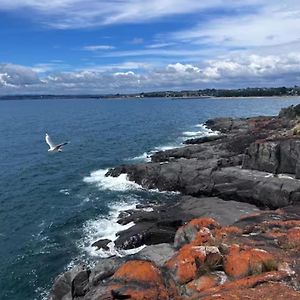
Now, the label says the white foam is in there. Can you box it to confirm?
[182,131,206,137]
[79,200,145,258]
[126,152,151,162]
[182,123,219,138]
[83,169,143,191]
[153,143,183,152]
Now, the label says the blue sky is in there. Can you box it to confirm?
[0,0,300,94]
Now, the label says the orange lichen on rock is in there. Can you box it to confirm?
[110,260,170,300]
[190,228,214,246]
[223,244,277,278]
[201,282,300,300]
[165,244,207,284]
[214,226,243,241]
[200,270,290,297]
[113,260,163,283]
[165,244,222,285]
[174,217,220,249]
[278,227,300,248]
[186,274,221,293]
[187,218,221,230]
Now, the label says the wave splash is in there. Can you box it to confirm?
[83,169,142,191]
[79,200,145,258]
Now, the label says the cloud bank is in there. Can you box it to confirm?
[1,53,300,95]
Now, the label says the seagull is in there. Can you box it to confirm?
[45,133,69,152]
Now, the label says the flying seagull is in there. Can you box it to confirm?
[45,133,69,152]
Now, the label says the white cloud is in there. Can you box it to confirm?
[0,63,41,87]
[83,45,115,51]
[0,0,262,29]
[171,1,300,50]
[1,53,300,94]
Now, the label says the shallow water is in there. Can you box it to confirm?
[1,97,300,300]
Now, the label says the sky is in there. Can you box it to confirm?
[1,0,300,94]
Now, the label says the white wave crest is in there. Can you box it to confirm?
[83,169,142,191]
[126,152,151,162]
[80,200,145,258]
[153,144,183,151]
[182,123,219,138]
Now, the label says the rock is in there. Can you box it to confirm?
[49,265,87,300]
[279,104,300,119]
[243,138,300,176]
[223,244,277,279]
[202,281,300,300]
[91,239,111,251]
[114,196,259,251]
[185,272,225,295]
[174,217,219,249]
[107,260,171,300]
[209,167,300,208]
[165,244,222,284]
[200,270,292,297]
[90,257,126,286]
[184,135,223,145]
[71,269,90,298]
[114,222,176,250]
[278,227,300,249]
[135,243,176,267]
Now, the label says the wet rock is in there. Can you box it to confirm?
[91,239,111,251]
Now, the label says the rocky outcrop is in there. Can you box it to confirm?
[49,104,300,299]
[107,108,300,208]
[50,211,300,299]
[113,196,259,250]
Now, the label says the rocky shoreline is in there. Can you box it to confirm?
[49,104,300,299]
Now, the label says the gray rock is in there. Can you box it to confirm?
[90,257,125,286]
[91,239,111,251]
[71,270,90,298]
[49,265,87,300]
[135,243,176,267]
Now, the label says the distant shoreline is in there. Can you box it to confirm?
[1,86,300,100]
[1,95,300,101]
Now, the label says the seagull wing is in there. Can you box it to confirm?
[55,141,69,149]
[45,134,56,149]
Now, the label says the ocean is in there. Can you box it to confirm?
[1,97,300,300]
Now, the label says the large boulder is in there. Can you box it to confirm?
[243,138,300,176]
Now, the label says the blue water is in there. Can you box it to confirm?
[1,97,300,300]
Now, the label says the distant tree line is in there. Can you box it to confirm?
[1,86,300,100]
